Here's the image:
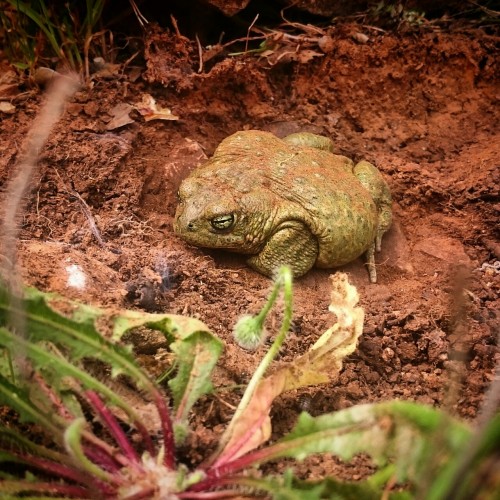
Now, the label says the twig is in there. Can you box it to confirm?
[222,34,267,51]
[196,34,204,73]
[468,0,500,17]
[129,0,149,28]
[245,14,260,53]
[71,190,107,248]
[170,14,182,38]
[51,168,106,248]
[280,6,325,36]
[84,29,111,81]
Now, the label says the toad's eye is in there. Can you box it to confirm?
[211,214,235,230]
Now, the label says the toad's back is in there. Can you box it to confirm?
[192,131,379,267]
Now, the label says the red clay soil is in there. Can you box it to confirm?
[0,24,498,480]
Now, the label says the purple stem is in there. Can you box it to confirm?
[6,441,117,495]
[10,450,94,486]
[83,441,123,473]
[131,414,156,456]
[84,391,155,458]
[189,446,274,492]
[10,449,118,496]
[151,389,175,469]
[85,390,141,466]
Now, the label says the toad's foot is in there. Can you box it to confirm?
[353,160,392,256]
[366,242,377,284]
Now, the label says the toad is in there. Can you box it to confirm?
[174,131,392,282]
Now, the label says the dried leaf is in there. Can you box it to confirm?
[134,94,179,122]
[293,49,325,64]
[106,103,135,130]
[352,32,370,44]
[0,102,15,114]
[263,47,324,66]
[0,83,19,99]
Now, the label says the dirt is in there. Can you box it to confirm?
[0,23,499,481]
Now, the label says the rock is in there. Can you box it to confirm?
[381,218,415,274]
[204,0,251,16]
[205,0,368,18]
[414,237,471,265]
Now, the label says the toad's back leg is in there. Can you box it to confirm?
[353,160,392,251]
[352,160,392,283]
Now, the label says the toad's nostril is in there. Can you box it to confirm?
[187,222,194,230]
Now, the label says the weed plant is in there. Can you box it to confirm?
[0,0,106,76]
[0,269,497,498]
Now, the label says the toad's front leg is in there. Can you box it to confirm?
[247,221,318,277]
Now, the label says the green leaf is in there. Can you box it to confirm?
[424,412,500,500]
[0,282,221,437]
[169,330,223,441]
[5,0,64,61]
[202,401,471,496]
[0,426,68,464]
[0,286,122,364]
[113,310,224,436]
[112,309,213,343]
[0,369,60,435]
[64,418,111,482]
[234,401,470,487]
[0,326,141,428]
[282,472,399,500]
[277,406,392,464]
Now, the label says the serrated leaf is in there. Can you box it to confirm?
[281,471,399,500]
[225,401,470,488]
[0,327,142,428]
[0,369,59,434]
[0,282,221,439]
[112,309,223,435]
[169,330,223,440]
[0,426,68,464]
[0,286,125,365]
[112,309,212,343]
